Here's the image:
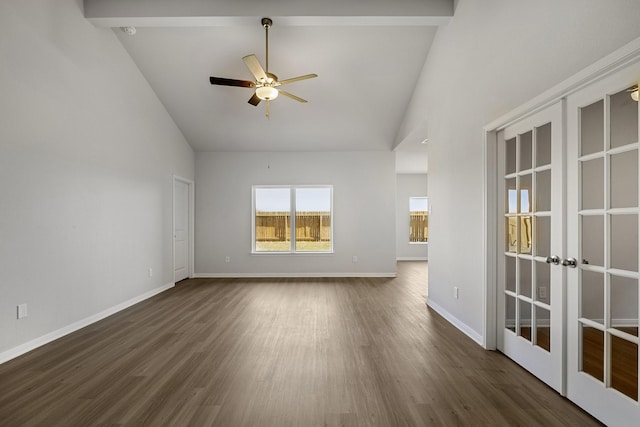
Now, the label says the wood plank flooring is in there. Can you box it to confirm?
[0,262,600,426]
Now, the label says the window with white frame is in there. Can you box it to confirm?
[253,185,333,253]
[409,197,428,243]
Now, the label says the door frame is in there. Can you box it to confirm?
[173,175,195,283]
[483,36,640,353]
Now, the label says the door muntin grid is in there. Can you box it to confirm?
[577,86,640,401]
[504,123,553,352]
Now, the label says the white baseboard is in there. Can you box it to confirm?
[0,282,175,365]
[426,298,484,346]
[193,272,397,278]
[396,257,428,261]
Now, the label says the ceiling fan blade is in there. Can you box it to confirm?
[243,54,268,82]
[279,90,308,103]
[209,77,255,88]
[276,74,318,86]
[248,93,261,106]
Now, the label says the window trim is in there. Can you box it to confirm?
[251,185,334,254]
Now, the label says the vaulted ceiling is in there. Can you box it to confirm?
[85,0,451,170]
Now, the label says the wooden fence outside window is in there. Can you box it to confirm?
[409,211,428,242]
[255,211,331,242]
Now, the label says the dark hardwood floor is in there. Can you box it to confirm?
[0,262,600,426]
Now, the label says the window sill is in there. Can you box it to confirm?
[409,242,428,245]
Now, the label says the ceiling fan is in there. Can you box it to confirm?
[209,17,318,118]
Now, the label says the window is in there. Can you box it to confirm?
[409,197,428,243]
[253,186,333,253]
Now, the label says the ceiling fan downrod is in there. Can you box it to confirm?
[262,18,272,73]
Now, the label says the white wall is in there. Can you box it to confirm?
[195,151,396,276]
[396,174,428,260]
[398,0,640,342]
[0,0,194,358]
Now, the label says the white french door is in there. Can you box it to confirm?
[497,101,565,393]
[565,63,640,425]
[490,40,640,427]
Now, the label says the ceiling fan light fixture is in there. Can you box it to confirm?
[256,86,279,100]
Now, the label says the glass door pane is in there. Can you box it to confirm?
[610,149,638,208]
[503,118,559,358]
[610,335,638,401]
[581,325,604,382]
[536,306,551,352]
[581,157,604,210]
[610,87,638,149]
[580,100,604,156]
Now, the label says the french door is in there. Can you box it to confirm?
[492,43,640,426]
[497,102,565,393]
[566,64,640,425]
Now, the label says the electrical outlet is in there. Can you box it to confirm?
[352,256,358,263]
[538,286,547,299]
[453,287,459,300]
[148,268,153,277]
[17,303,28,319]
[225,256,230,263]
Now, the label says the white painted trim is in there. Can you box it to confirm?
[193,272,397,278]
[397,257,428,261]
[0,283,174,365]
[173,176,195,282]
[426,298,484,346]
[483,129,498,350]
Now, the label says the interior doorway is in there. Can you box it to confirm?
[173,176,194,283]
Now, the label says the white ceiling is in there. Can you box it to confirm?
[86,0,450,172]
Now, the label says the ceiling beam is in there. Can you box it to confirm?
[84,0,454,27]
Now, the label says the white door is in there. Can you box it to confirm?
[566,64,640,425]
[174,179,190,282]
[497,101,565,393]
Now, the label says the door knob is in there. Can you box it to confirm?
[561,258,577,268]
[546,255,560,265]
